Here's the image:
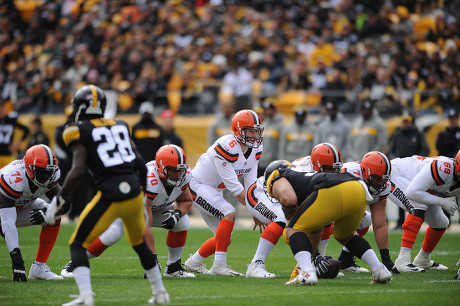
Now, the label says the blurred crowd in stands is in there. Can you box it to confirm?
[0,0,459,117]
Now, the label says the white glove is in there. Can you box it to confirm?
[44,196,65,224]
[438,197,458,216]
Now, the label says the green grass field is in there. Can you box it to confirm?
[1,224,459,305]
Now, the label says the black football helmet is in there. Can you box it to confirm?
[264,159,292,197]
[72,85,106,121]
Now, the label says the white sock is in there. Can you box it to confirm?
[252,238,274,263]
[73,266,93,296]
[361,249,381,272]
[318,239,329,255]
[145,264,165,292]
[167,246,184,265]
[214,251,227,264]
[191,251,206,263]
[295,251,313,272]
[418,249,430,256]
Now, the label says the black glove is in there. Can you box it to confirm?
[382,259,399,274]
[29,208,47,225]
[313,255,332,277]
[161,209,182,230]
[10,248,27,282]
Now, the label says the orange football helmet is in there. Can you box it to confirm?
[155,144,188,186]
[360,151,391,195]
[454,149,460,179]
[24,144,59,187]
[311,143,342,172]
[231,109,263,148]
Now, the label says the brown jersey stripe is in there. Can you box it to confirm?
[214,144,238,163]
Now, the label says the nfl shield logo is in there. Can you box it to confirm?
[222,162,227,167]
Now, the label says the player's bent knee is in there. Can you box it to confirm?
[172,214,190,232]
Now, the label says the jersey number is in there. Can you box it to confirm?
[92,125,136,167]
[0,125,14,144]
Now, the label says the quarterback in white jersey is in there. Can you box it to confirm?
[0,145,66,281]
[185,109,263,276]
[61,145,195,278]
[390,154,459,272]
[339,151,397,273]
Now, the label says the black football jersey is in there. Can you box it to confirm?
[63,118,141,199]
[281,168,359,205]
[0,112,20,155]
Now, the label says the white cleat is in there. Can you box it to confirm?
[413,253,448,270]
[163,259,196,278]
[61,261,74,278]
[29,262,64,280]
[340,264,370,273]
[336,272,345,278]
[209,263,244,276]
[372,264,392,284]
[246,260,276,278]
[454,268,460,280]
[62,294,94,306]
[395,254,425,273]
[285,269,318,286]
[148,290,170,304]
[184,255,209,274]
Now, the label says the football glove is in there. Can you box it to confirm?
[44,195,65,224]
[313,255,332,277]
[29,208,47,225]
[10,248,27,282]
[161,209,182,230]
[438,197,458,216]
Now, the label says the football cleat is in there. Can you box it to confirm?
[61,261,74,278]
[340,263,370,273]
[184,255,209,274]
[163,259,196,278]
[209,263,244,276]
[285,269,318,286]
[336,272,344,278]
[395,253,425,272]
[413,252,448,270]
[148,290,170,304]
[246,260,276,278]
[454,268,460,280]
[62,293,94,306]
[372,264,392,284]
[29,262,64,280]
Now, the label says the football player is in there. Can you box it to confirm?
[265,160,392,285]
[0,144,67,281]
[389,152,460,272]
[45,85,169,305]
[245,142,343,278]
[337,152,397,273]
[60,144,195,279]
[184,109,263,276]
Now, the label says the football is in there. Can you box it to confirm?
[316,256,341,279]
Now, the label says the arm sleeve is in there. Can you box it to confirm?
[213,156,244,196]
[0,206,19,252]
[405,164,441,206]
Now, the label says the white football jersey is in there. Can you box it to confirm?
[392,156,460,204]
[0,159,60,207]
[144,161,192,210]
[342,161,391,204]
[292,155,314,172]
[192,134,261,195]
